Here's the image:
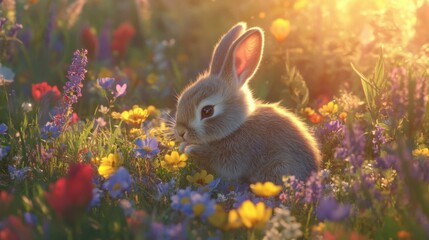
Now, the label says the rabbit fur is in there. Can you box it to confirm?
[174,22,321,183]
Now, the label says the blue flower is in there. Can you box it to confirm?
[88,187,102,209]
[40,122,61,141]
[8,165,31,181]
[171,188,215,219]
[156,178,176,199]
[97,77,114,89]
[134,137,159,159]
[171,187,192,212]
[0,146,10,159]
[188,191,216,218]
[316,195,351,221]
[197,177,221,192]
[103,167,133,199]
[0,65,15,85]
[24,212,37,226]
[0,123,7,134]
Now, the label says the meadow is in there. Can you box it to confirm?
[0,0,429,239]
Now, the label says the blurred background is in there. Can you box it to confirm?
[1,0,429,119]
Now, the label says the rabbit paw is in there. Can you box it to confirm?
[179,142,199,156]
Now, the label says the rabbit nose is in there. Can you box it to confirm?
[176,129,186,140]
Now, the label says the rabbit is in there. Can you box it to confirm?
[174,22,321,184]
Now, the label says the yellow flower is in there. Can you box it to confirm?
[129,128,143,137]
[237,200,272,229]
[304,107,315,116]
[208,204,228,229]
[412,147,429,157]
[319,101,338,116]
[250,182,282,197]
[226,209,242,230]
[146,73,159,85]
[186,170,214,186]
[98,67,114,78]
[119,105,149,125]
[160,151,187,171]
[147,105,161,117]
[97,153,124,179]
[270,18,291,42]
[293,0,309,10]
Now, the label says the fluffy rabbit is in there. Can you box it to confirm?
[174,22,321,183]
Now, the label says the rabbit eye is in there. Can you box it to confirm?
[201,105,214,119]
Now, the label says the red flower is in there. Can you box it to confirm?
[81,27,98,60]
[45,164,94,223]
[111,22,136,57]
[0,191,14,217]
[70,112,79,125]
[0,215,32,240]
[32,82,61,102]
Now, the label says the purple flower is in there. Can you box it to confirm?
[45,4,56,47]
[334,123,366,170]
[103,167,134,199]
[24,212,37,226]
[115,83,127,97]
[134,137,159,159]
[316,195,351,221]
[7,23,23,37]
[372,124,388,155]
[40,122,61,141]
[375,154,398,170]
[304,172,323,203]
[52,49,88,128]
[0,123,7,134]
[98,21,112,61]
[97,77,114,89]
[149,222,185,240]
[8,165,31,181]
[0,17,8,29]
[0,146,10,159]
[315,119,343,141]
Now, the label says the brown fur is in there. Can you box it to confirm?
[175,23,321,183]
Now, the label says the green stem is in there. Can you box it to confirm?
[304,204,314,238]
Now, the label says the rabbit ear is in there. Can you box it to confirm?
[209,22,247,75]
[220,28,264,87]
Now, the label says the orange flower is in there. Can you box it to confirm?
[270,18,291,42]
[339,111,347,122]
[397,230,411,239]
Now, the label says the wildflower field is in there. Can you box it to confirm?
[1,0,429,239]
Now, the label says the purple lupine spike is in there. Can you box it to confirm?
[7,23,23,37]
[52,49,88,129]
[334,123,366,170]
[0,17,8,29]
